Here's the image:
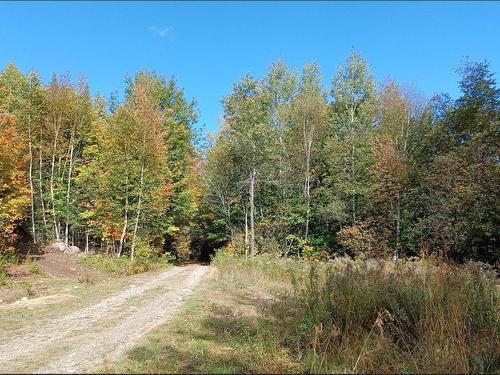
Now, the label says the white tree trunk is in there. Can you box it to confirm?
[27,114,36,243]
[303,118,314,240]
[64,125,76,246]
[50,119,60,241]
[131,162,145,260]
[118,174,129,257]
[349,107,357,225]
[38,137,47,237]
[249,169,256,256]
[85,229,89,253]
[244,207,249,256]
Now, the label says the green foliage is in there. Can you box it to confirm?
[0,254,15,286]
[77,274,93,285]
[201,53,499,264]
[0,53,498,265]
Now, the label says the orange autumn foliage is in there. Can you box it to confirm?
[0,111,30,253]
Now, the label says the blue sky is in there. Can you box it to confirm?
[1,1,499,134]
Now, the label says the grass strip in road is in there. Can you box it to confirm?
[102,268,302,374]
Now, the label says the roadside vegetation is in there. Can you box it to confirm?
[79,252,174,275]
[109,251,499,374]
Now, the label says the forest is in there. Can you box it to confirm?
[0,52,499,373]
[1,52,498,264]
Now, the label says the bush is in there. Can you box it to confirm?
[337,219,393,258]
[212,250,310,285]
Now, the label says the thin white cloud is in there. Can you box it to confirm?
[149,26,173,38]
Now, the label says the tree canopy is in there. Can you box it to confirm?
[0,54,498,264]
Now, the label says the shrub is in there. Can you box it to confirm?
[173,232,192,260]
[219,232,247,255]
[337,220,388,257]
[24,281,35,297]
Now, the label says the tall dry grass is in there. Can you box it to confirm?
[214,252,499,373]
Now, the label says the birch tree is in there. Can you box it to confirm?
[222,75,274,255]
[328,52,377,226]
[286,63,328,240]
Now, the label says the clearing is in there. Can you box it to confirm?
[0,252,209,373]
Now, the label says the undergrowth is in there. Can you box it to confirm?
[0,254,18,286]
[79,253,174,275]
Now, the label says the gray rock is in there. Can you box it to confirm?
[50,241,67,252]
[476,261,494,269]
[469,261,499,277]
[64,246,80,255]
[470,260,494,270]
[21,297,28,302]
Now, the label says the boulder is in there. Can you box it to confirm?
[64,245,80,255]
[49,241,67,252]
[469,261,500,277]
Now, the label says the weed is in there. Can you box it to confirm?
[0,271,7,286]
[24,282,35,297]
[102,253,499,374]
[77,275,94,285]
[0,253,17,286]
[24,257,41,275]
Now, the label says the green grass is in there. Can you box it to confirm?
[23,281,35,297]
[0,271,7,286]
[79,253,172,275]
[0,253,17,286]
[24,256,42,275]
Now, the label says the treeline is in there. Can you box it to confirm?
[0,64,199,259]
[1,52,498,263]
[198,53,499,263]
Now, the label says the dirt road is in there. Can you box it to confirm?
[0,264,209,373]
